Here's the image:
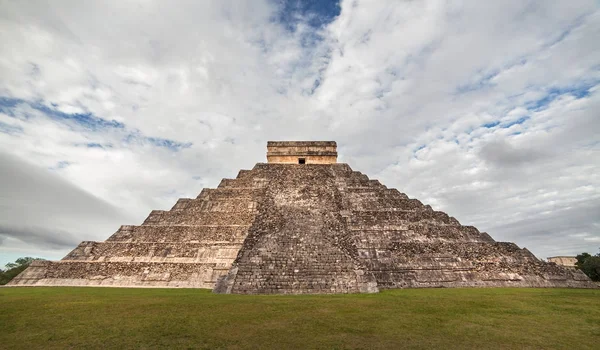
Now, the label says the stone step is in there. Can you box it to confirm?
[170,198,258,213]
[63,241,243,262]
[348,209,456,225]
[142,210,257,226]
[356,241,531,263]
[218,177,269,189]
[195,188,265,200]
[8,260,227,288]
[107,224,251,243]
[350,226,492,243]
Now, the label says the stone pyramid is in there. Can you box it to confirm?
[10,141,595,293]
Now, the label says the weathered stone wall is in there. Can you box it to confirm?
[215,163,595,293]
[12,260,223,288]
[266,155,337,164]
[547,256,577,267]
[8,168,269,288]
[327,165,592,289]
[266,141,337,164]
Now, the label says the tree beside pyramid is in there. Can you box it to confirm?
[9,142,596,293]
[0,257,45,285]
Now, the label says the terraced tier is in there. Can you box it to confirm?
[9,170,268,288]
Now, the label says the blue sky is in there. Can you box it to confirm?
[0,0,599,266]
[276,0,341,31]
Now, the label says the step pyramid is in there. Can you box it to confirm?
[9,141,595,293]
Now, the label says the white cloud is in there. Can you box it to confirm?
[0,0,599,265]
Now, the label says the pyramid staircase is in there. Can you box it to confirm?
[9,142,595,292]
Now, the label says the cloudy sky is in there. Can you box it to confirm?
[0,0,599,266]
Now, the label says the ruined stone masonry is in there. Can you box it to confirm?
[547,256,577,267]
[9,141,596,292]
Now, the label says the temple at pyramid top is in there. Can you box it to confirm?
[267,141,337,164]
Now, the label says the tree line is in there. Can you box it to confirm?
[0,257,45,285]
[575,250,600,282]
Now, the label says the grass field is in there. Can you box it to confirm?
[1,287,599,349]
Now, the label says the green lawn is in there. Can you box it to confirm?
[1,287,599,349]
